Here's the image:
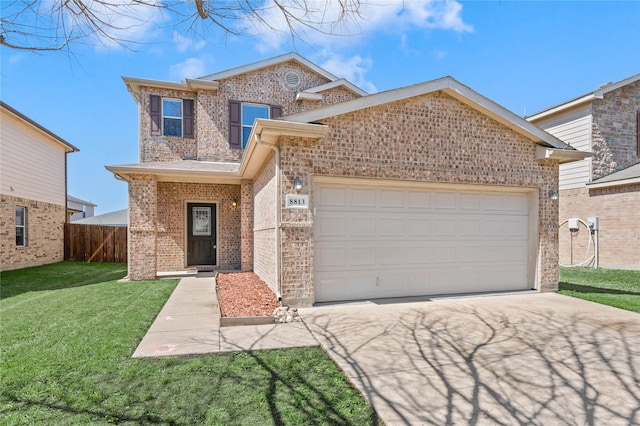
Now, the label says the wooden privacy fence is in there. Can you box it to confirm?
[65,223,127,263]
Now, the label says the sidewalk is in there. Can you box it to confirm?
[132,273,318,358]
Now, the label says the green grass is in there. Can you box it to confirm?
[1,262,380,425]
[559,266,640,313]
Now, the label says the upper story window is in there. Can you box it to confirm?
[163,99,183,137]
[229,101,282,150]
[16,206,27,247]
[149,95,194,139]
[241,104,270,148]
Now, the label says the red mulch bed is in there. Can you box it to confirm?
[216,272,280,317]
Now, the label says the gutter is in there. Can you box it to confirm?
[254,133,283,302]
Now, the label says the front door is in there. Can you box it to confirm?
[187,203,216,266]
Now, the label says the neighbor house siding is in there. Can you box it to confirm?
[275,92,559,305]
[535,105,592,190]
[0,113,67,206]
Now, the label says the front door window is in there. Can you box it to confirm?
[192,207,211,236]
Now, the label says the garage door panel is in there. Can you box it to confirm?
[314,182,533,303]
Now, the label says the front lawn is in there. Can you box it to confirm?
[0,261,380,425]
[559,266,640,313]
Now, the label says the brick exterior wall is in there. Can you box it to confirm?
[156,182,241,271]
[273,92,560,305]
[0,194,66,271]
[137,61,360,164]
[558,80,639,270]
[253,152,277,293]
[560,185,640,270]
[591,81,640,179]
[240,179,254,271]
[128,174,158,280]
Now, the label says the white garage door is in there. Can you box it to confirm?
[314,181,534,303]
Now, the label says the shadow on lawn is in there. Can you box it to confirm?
[559,282,640,296]
[0,263,128,300]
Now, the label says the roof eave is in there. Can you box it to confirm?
[535,146,592,164]
[586,176,640,189]
[104,165,241,184]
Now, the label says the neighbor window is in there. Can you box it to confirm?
[15,207,26,247]
[149,95,194,138]
[241,103,270,148]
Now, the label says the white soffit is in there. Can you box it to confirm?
[535,146,592,164]
[122,77,219,103]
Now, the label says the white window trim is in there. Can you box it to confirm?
[16,206,27,247]
[241,103,270,149]
[162,98,183,138]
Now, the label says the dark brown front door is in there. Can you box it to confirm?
[187,203,216,266]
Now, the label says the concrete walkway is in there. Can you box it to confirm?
[132,274,318,358]
[300,293,640,425]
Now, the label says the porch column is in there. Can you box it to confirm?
[240,179,254,271]
[128,174,157,280]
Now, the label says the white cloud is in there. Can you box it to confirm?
[8,54,25,65]
[248,0,473,52]
[170,58,206,81]
[320,53,377,93]
[172,32,206,53]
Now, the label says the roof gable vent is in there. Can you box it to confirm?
[284,70,301,89]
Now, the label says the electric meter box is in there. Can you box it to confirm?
[587,216,599,231]
[568,218,580,231]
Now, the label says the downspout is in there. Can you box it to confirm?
[255,134,282,302]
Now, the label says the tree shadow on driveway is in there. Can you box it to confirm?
[301,293,640,425]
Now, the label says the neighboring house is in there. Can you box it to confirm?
[1,101,79,271]
[528,74,640,270]
[107,52,587,306]
[74,208,128,226]
[67,195,96,221]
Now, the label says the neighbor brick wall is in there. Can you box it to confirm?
[591,81,640,179]
[559,185,640,270]
[156,182,241,272]
[0,194,65,271]
[275,91,560,306]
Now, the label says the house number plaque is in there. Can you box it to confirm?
[285,194,309,209]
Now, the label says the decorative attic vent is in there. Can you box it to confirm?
[284,70,301,89]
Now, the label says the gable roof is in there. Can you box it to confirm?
[74,208,128,226]
[285,76,574,151]
[199,52,338,83]
[527,73,640,122]
[0,101,79,153]
[122,52,367,103]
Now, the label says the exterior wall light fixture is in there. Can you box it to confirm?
[232,199,238,209]
[293,177,303,191]
[548,190,559,201]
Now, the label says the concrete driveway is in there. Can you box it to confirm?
[299,293,640,425]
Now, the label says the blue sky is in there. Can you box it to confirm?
[1,0,638,214]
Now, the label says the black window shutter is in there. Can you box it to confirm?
[150,95,161,136]
[229,100,241,149]
[183,99,194,138]
[271,105,283,119]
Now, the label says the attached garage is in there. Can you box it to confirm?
[314,179,537,303]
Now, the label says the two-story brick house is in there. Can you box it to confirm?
[1,101,78,271]
[107,52,587,306]
[528,74,640,270]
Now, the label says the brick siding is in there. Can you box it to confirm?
[559,185,640,270]
[0,194,65,271]
[591,81,640,179]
